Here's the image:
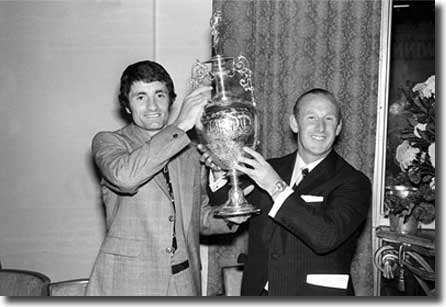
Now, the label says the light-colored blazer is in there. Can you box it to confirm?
[86,123,232,296]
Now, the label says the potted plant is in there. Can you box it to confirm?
[384,76,435,234]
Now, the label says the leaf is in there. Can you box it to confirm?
[413,98,428,113]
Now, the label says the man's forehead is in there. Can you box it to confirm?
[302,92,332,102]
[130,80,168,91]
[300,94,337,110]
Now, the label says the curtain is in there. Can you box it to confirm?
[209,0,382,296]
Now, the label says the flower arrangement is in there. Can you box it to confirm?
[384,75,435,224]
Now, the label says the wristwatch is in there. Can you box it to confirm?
[271,179,288,198]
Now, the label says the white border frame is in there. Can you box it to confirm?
[372,0,393,296]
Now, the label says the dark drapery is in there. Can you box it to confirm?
[209,0,381,296]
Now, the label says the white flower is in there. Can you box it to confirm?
[430,177,435,191]
[414,123,427,138]
[413,75,435,99]
[389,102,404,115]
[395,140,420,171]
[428,142,435,168]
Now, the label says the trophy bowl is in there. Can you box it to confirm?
[201,96,261,217]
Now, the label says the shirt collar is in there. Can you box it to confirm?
[290,152,327,186]
[296,153,325,173]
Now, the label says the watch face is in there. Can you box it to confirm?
[275,180,287,192]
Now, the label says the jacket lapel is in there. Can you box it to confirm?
[169,152,193,233]
[126,123,170,199]
[275,151,298,185]
[153,172,170,199]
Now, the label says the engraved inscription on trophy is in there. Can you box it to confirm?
[203,107,256,169]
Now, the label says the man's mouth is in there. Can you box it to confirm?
[144,113,161,118]
[311,135,326,141]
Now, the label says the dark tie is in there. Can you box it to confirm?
[162,166,177,252]
[294,167,309,187]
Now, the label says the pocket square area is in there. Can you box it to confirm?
[300,195,324,202]
[306,274,349,289]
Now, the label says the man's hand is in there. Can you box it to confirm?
[173,86,212,132]
[234,147,282,195]
[224,215,250,225]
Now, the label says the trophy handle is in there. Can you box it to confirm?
[191,60,212,90]
[233,55,256,107]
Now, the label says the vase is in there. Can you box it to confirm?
[389,214,419,235]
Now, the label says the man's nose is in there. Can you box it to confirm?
[315,119,325,131]
[146,98,157,111]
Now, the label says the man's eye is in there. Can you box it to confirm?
[136,96,146,101]
[157,93,167,99]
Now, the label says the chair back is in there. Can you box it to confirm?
[48,278,89,296]
[0,269,50,296]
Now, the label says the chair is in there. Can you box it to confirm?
[48,278,89,296]
[0,269,50,296]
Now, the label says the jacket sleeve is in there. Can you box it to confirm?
[92,125,190,194]
[199,166,239,235]
[273,172,371,254]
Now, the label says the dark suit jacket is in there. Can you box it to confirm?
[223,150,371,296]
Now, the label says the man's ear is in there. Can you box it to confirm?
[335,119,343,136]
[289,114,298,133]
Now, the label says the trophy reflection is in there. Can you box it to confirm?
[191,11,261,217]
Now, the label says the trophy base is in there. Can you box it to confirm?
[214,202,261,218]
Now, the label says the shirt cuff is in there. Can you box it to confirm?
[208,171,228,192]
[268,186,294,218]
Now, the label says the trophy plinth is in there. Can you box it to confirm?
[192,12,261,218]
[213,169,260,218]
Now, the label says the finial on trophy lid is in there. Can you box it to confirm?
[210,10,224,56]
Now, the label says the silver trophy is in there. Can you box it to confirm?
[191,11,261,217]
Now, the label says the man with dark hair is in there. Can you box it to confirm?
[86,60,245,296]
[202,88,371,295]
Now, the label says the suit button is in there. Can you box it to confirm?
[166,247,175,254]
[168,215,175,222]
[271,253,279,260]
